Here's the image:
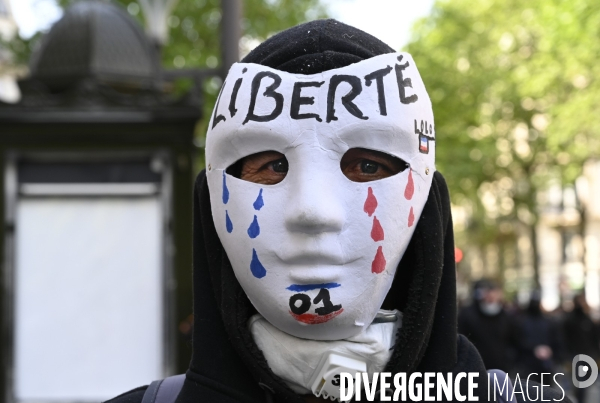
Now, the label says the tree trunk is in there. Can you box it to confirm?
[531,222,541,288]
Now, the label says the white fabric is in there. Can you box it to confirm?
[249,310,402,394]
[206,52,435,340]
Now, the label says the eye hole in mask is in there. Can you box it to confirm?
[340,148,409,183]
[227,150,289,185]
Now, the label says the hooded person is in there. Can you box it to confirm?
[515,291,563,385]
[458,280,522,373]
[106,19,569,403]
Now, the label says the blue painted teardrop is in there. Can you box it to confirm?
[250,248,267,278]
[253,189,264,211]
[222,171,229,204]
[247,215,260,238]
[225,210,233,233]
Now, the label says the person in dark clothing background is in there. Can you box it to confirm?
[458,279,521,373]
[563,293,600,403]
[106,20,569,403]
[563,294,600,360]
[515,291,563,384]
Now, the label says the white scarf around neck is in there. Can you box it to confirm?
[249,310,402,395]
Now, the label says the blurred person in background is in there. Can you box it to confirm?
[458,279,521,372]
[563,293,600,403]
[516,290,563,384]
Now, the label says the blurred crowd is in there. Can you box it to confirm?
[459,280,600,403]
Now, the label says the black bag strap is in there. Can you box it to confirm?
[141,374,185,403]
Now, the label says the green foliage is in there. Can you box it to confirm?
[407,0,600,253]
[0,32,42,71]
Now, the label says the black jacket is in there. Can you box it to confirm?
[458,304,521,372]
[563,306,600,360]
[107,19,570,403]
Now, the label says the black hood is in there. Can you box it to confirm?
[176,19,489,403]
[240,19,395,74]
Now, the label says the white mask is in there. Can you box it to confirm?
[205,52,435,340]
[479,302,503,316]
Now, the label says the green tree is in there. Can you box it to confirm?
[407,0,600,286]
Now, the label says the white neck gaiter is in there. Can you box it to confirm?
[249,310,402,395]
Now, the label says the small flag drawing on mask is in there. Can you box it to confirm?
[419,134,429,154]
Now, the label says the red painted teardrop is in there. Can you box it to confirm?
[371,216,384,242]
[364,187,377,217]
[404,170,414,200]
[371,246,386,274]
[408,206,415,227]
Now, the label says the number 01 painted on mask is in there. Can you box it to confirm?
[289,288,342,316]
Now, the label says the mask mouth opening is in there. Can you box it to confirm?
[339,148,409,183]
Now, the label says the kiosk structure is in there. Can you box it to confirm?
[0,2,203,402]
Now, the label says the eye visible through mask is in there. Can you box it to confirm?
[227,151,288,185]
[226,148,408,185]
[340,148,409,183]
